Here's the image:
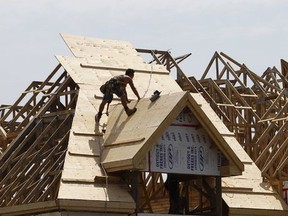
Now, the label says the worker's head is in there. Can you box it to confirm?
[125,68,135,78]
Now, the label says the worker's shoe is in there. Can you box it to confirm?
[95,112,102,123]
[125,107,137,116]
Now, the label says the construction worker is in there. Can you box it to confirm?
[96,68,141,123]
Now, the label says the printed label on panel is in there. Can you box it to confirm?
[146,111,221,176]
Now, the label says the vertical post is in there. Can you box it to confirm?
[216,176,222,216]
[131,171,139,214]
[184,181,190,214]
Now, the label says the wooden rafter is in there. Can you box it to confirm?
[0,63,79,209]
[0,65,78,151]
[188,52,288,183]
[0,113,72,207]
[136,48,197,92]
[281,59,288,88]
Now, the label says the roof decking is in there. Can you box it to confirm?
[102,91,244,176]
[0,34,287,215]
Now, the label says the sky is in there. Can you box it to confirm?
[0,0,287,104]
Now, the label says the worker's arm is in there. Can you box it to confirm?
[126,77,141,100]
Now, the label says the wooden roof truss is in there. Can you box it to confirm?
[0,114,72,207]
[186,52,288,183]
[0,64,79,208]
[0,64,78,151]
[136,48,198,92]
[281,59,288,88]
[0,34,287,214]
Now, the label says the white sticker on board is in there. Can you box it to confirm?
[146,111,221,176]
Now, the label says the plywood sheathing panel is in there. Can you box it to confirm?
[61,33,140,59]
[229,209,288,216]
[56,55,181,102]
[102,91,244,176]
[70,91,99,134]
[68,134,100,156]
[56,71,135,212]
[222,156,288,212]
[58,182,135,204]
[61,33,168,74]
[102,91,188,171]
[101,87,287,213]
[55,36,185,213]
[60,154,101,182]
[58,98,135,212]
[223,193,288,214]
[57,200,134,214]
[187,93,244,175]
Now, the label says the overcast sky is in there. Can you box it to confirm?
[0,0,287,104]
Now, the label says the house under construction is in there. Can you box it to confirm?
[0,34,288,216]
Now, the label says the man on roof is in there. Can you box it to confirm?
[96,68,141,123]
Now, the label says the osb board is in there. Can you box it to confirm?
[57,199,135,214]
[221,161,284,210]
[223,162,262,186]
[102,91,188,170]
[60,89,103,180]
[68,133,101,157]
[56,56,108,96]
[221,136,253,164]
[58,181,135,204]
[71,90,101,134]
[59,151,135,211]
[60,34,168,74]
[63,89,104,181]
[61,33,140,59]
[102,92,245,176]
[222,192,288,211]
[229,208,288,216]
[57,65,134,208]
[223,174,269,192]
[61,153,102,181]
[56,55,181,102]
[188,93,244,174]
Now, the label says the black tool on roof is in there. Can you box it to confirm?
[150,90,161,102]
